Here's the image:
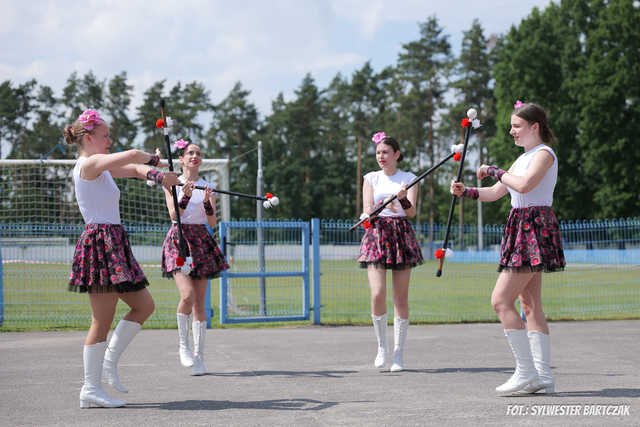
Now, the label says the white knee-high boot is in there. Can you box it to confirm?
[371,313,388,368]
[80,342,126,408]
[390,317,408,372]
[177,313,195,367]
[496,329,540,394]
[521,331,554,393]
[191,320,207,376]
[103,319,141,393]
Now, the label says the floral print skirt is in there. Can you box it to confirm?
[161,223,229,279]
[68,224,149,293]
[358,216,423,270]
[498,206,566,273]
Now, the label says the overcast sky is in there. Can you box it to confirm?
[1,0,554,118]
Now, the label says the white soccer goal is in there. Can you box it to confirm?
[0,158,230,327]
[0,158,230,262]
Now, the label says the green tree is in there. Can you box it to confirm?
[6,80,37,159]
[206,82,260,219]
[61,71,105,123]
[574,0,640,218]
[396,16,453,236]
[167,81,212,143]
[105,71,137,151]
[136,81,166,152]
[261,75,326,219]
[492,3,583,221]
[345,63,396,217]
[0,80,22,159]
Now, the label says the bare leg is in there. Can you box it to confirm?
[368,266,387,316]
[191,277,209,322]
[174,272,196,315]
[86,293,119,345]
[119,288,155,325]
[491,271,537,330]
[519,273,549,334]
[391,268,410,319]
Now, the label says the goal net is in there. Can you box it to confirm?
[0,158,229,327]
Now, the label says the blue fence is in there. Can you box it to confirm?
[1,217,639,328]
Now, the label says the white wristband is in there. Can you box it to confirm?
[359,212,370,220]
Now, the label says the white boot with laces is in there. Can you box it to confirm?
[371,313,388,368]
[177,313,195,367]
[191,320,207,376]
[390,317,408,372]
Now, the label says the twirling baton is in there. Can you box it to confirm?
[175,184,281,209]
[435,108,480,277]
[350,144,465,232]
[157,99,188,267]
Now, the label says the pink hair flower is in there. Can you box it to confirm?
[174,139,189,149]
[371,132,387,145]
[77,109,103,131]
[514,100,525,109]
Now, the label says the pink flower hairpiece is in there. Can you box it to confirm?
[77,109,103,131]
[174,139,189,149]
[514,100,525,109]
[372,132,387,145]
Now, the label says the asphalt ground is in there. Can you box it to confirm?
[1,320,638,426]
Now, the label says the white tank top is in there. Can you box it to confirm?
[364,169,417,217]
[174,176,210,225]
[73,157,121,224]
[507,144,558,208]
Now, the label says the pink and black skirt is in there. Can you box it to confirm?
[68,224,149,293]
[498,206,566,273]
[358,216,423,270]
[161,223,229,279]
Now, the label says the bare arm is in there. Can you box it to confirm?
[498,150,554,193]
[474,182,509,202]
[204,189,217,229]
[81,149,156,180]
[163,186,179,222]
[397,183,418,218]
[450,180,509,202]
[479,150,554,194]
[362,179,374,215]
[110,163,154,180]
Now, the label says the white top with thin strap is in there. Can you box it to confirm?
[364,169,416,217]
[507,144,558,208]
[174,176,210,225]
[73,156,121,224]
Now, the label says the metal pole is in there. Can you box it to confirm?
[257,140,266,316]
[477,175,484,250]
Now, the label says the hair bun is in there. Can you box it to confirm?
[63,126,75,144]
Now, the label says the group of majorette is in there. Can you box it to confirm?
[63,99,564,409]
[355,102,564,396]
[64,106,280,408]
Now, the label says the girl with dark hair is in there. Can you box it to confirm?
[357,132,423,372]
[451,101,565,395]
[161,139,229,376]
[65,109,179,408]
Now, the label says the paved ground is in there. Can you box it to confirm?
[1,320,638,426]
